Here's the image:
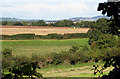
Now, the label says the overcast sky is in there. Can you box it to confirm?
[0,0,107,20]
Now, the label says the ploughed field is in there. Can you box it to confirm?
[1,26,90,35]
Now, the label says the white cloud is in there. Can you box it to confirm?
[1,0,106,20]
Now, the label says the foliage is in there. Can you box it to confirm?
[2,49,12,57]
[2,49,43,78]
[91,1,120,79]
[92,55,120,79]
[13,22,23,26]
[2,21,8,25]
[64,33,88,39]
[47,46,91,65]
[69,46,79,52]
[75,21,96,28]
[47,33,64,39]
[2,33,88,40]
[21,21,29,26]
[91,34,117,49]
[98,2,120,27]
[87,29,103,45]
[32,20,46,26]
[101,56,120,79]
[2,62,43,79]
[87,18,119,45]
[55,20,74,27]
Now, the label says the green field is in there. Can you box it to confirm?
[2,38,88,57]
[2,38,114,77]
[38,62,112,77]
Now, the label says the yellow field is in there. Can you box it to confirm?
[1,26,90,35]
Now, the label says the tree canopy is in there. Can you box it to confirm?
[55,20,74,27]
[98,1,120,29]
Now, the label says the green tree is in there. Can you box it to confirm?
[75,21,95,28]
[2,21,8,25]
[22,21,28,26]
[91,34,117,49]
[87,29,103,45]
[55,20,74,27]
[92,1,120,79]
[32,20,46,26]
[88,18,119,45]
[13,22,23,26]
[2,49,12,57]
[98,1,120,30]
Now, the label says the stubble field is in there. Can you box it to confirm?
[1,26,90,35]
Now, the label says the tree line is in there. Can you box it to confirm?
[1,19,97,28]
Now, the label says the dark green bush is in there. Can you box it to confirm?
[63,33,88,39]
[1,33,88,40]
[87,29,103,45]
[91,34,117,49]
[2,49,12,57]
[2,34,35,40]
[12,33,35,40]
[13,22,23,26]
[47,33,64,39]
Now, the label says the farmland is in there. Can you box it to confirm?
[1,26,90,35]
[2,38,88,57]
[38,62,112,77]
[1,0,120,78]
[2,39,112,77]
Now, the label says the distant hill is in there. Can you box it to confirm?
[0,16,110,22]
[69,16,110,22]
[0,17,39,22]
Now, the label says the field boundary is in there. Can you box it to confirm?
[0,25,90,29]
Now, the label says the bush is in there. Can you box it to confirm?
[2,52,43,78]
[13,22,23,26]
[63,33,88,39]
[91,34,117,49]
[87,29,103,45]
[12,33,35,40]
[2,49,12,57]
[90,35,119,61]
[2,33,88,40]
[69,46,79,52]
[47,33,64,39]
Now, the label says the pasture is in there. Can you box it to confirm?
[38,62,112,77]
[1,26,90,35]
[2,38,88,57]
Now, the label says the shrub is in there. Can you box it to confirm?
[47,33,64,39]
[2,62,43,79]
[13,22,23,26]
[90,35,119,61]
[91,34,117,49]
[12,33,35,40]
[2,33,88,40]
[87,29,103,45]
[2,49,12,57]
[63,33,88,39]
[69,46,79,52]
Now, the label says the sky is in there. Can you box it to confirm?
[0,0,107,20]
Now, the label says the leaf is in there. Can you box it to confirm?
[93,65,96,67]
[21,65,31,73]
[34,72,43,78]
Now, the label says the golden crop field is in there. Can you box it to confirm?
[1,26,90,35]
